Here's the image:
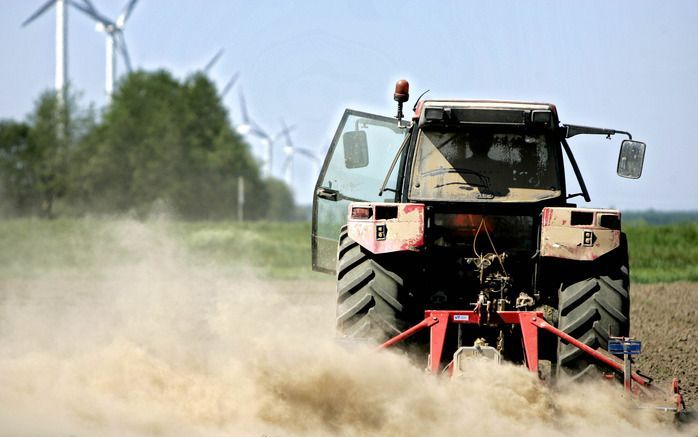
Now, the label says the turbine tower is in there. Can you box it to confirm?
[22,0,70,100]
[73,0,139,100]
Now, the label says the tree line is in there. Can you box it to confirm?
[0,70,296,220]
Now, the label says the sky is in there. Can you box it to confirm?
[1,0,697,209]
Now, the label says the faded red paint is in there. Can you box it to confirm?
[402,203,423,214]
[347,202,425,254]
[413,101,424,119]
[542,208,553,227]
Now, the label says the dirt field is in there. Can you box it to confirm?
[0,221,695,436]
[632,282,698,405]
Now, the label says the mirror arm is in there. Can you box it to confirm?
[561,138,591,203]
[563,124,632,140]
[615,129,632,140]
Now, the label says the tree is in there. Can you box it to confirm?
[0,121,33,215]
[75,70,270,219]
[1,71,295,220]
[264,177,296,221]
[0,87,93,217]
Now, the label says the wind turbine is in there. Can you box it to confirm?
[22,0,74,101]
[235,88,260,136]
[220,72,240,99]
[197,49,240,101]
[234,88,296,179]
[235,89,275,178]
[203,48,224,75]
[199,49,239,100]
[72,0,139,100]
[280,121,321,187]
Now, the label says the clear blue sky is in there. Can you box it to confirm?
[1,0,696,209]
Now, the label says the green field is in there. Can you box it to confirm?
[625,222,698,283]
[0,219,696,283]
[0,219,325,280]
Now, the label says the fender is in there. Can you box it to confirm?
[540,207,621,261]
[347,202,425,254]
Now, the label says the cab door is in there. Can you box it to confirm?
[312,109,407,273]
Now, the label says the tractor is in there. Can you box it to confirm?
[311,79,649,383]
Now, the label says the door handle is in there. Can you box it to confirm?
[316,187,339,201]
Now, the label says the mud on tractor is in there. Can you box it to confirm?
[311,80,686,414]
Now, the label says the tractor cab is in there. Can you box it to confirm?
[408,101,563,204]
[311,80,646,273]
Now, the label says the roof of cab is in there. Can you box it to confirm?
[413,99,558,119]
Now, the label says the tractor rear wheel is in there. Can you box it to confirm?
[335,226,409,343]
[556,234,630,381]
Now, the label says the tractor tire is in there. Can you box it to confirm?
[335,226,409,343]
[556,234,630,381]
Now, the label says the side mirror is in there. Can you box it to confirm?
[617,139,646,179]
[343,130,369,169]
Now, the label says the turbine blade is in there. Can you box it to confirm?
[275,119,295,144]
[22,0,56,27]
[80,0,98,14]
[296,147,321,163]
[203,49,224,74]
[236,88,269,140]
[77,0,112,25]
[117,0,139,27]
[116,31,132,72]
[239,89,251,124]
[67,0,99,20]
[249,126,270,141]
[220,72,240,98]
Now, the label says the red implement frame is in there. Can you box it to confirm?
[375,309,688,415]
[377,310,651,387]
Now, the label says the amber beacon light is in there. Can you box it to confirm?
[394,79,410,122]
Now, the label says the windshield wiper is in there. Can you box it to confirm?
[421,167,490,186]
[433,181,487,189]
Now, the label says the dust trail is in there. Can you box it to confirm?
[0,220,692,436]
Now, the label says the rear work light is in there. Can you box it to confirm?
[351,206,373,219]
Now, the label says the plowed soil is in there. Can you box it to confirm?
[632,282,698,404]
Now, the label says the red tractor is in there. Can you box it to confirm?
[311,80,651,384]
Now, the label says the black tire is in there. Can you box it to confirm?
[556,234,630,381]
[335,226,408,342]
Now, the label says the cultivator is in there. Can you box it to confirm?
[378,309,689,418]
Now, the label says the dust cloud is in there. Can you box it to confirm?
[0,220,692,436]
